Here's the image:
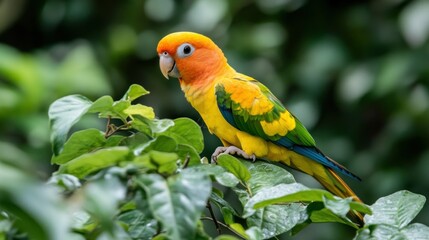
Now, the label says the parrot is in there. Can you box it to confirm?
[157,31,363,223]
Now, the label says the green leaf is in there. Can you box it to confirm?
[354,224,399,240]
[160,118,204,153]
[234,161,310,238]
[244,182,368,230]
[353,223,429,240]
[215,171,240,188]
[210,191,240,218]
[195,220,211,240]
[242,183,333,228]
[48,95,93,155]
[88,95,114,113]
[217,155,251,184]
[111,100,131,120]
[400,223,429,239]
[132,154,154,170]
[138,170,211,240]
[176,144,201,166]
[97,99,131,120]
[152,233,169,240]
[214,235,241,240]
[149,151,178,165]
[244,183,311,216]
[310,207,357,229]
[117,210,157,240]
[364,190,426,228]
[243,160,296,193]
[188,164,226,176]
[307,202,357,228]
[245,226,263,240]
[251,183,342,210]
[221,207,235,225]
[247,204,308,239]
[149,150,178,175]
[51,129,106,164]
[71,211,96,234]
[187,164,239,187]
[134,135,177,155]
[0,164,74,240]
[148,118,175,134]
[349,201,373,215]
[243,183,308,218]
[122,84,149,101]
[123,132,151,150]
[229,223,248,239]
[58,146,130,178]
[323,195,352,218]
[83,177,126,231]
[132,117,175,136]
[105,135,126,146]
[130,116,152,135]
[47,174,81,192]
[124,104,155,120]
[228,224,263,240]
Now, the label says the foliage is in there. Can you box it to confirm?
[1,85,428,240]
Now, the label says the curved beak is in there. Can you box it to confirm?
[159,53,181,79]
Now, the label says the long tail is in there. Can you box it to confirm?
[314,167,364,224]
[283,152,364,225]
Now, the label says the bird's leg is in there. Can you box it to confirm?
[211,146,256,163]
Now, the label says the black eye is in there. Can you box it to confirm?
[177,43,195,58]
[183,45,191,54]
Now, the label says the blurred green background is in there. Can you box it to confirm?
[0,0,428,239]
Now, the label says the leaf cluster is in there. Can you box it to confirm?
[0,85,428,240]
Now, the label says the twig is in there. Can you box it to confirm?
[182,154,190,169]
[104,116,113,138]
[206,202,221,234]
[104,116,131,138]
[200,217,245,239]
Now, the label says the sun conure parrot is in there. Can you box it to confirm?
[157,32,363,223]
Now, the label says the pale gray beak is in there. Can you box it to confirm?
[159,53,181,79]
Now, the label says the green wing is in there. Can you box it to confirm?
[215,76,315,148]
[215,76,361,180]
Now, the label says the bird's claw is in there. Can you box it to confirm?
[211,146,256,163]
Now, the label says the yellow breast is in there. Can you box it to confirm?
[181,80,239,146]
[180,78,296,163]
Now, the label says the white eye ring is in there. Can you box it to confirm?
[177,43,195,58]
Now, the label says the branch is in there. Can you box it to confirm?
[200,217,245,239]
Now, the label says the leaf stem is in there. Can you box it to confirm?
[104,116,132,138]
[104,115,112,137]
[206,202,221,234]
[182,154,190,169]
[200,217,245,239]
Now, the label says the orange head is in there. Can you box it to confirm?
[157,32,232,85]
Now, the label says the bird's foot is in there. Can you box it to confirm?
[211,146,256,163]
